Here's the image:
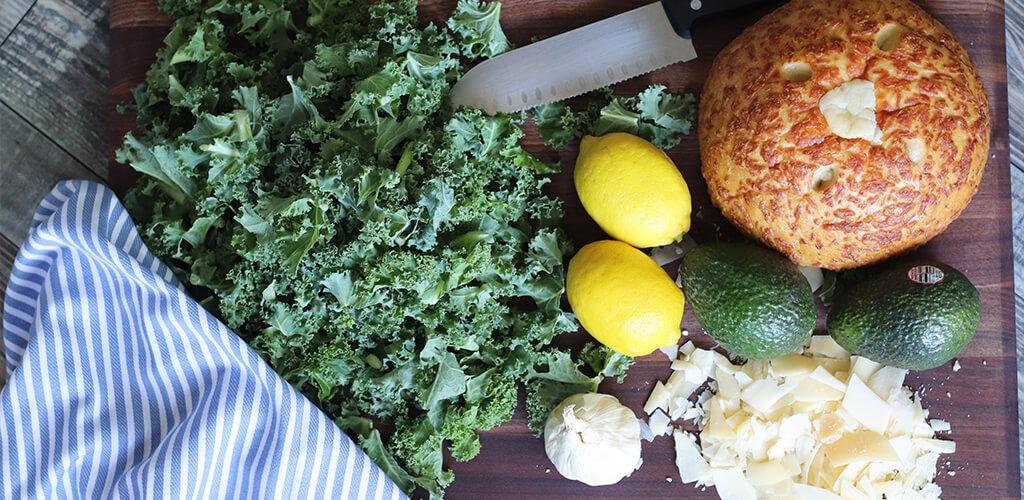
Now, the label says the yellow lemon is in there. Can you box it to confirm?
[574,133,691,248]
[567,240,684,357]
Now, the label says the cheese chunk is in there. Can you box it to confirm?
[807,336,850,358]
[793,376,844,403]
[849,356,882,383]
[740,379,794,414]
[818,79,883,143]
[771,353,820,377]
[710,468,758,500]
[673,429,712,484]
[747,460,794,485]
[841,375,891,434]
[644,380,671,415]
[825,430,900,466]
[648,409,671,437]
[868,366,908,399]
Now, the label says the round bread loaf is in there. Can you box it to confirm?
[698,0,989,270]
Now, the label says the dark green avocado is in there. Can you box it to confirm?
[679,243,816,359]
[826,260,980,371]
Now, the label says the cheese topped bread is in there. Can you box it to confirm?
[698,0,989,270]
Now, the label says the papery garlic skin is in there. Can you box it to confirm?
[543,393,642,486]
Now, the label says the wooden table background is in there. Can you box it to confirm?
[0,0,1022,495]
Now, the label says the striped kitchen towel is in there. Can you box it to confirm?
[1,180,405,499]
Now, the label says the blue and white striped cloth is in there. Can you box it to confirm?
[1,181,404,499]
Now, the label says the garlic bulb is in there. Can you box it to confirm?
[543,393,643,486]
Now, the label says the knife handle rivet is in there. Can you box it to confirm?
[690,0,702,10]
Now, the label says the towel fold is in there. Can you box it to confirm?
[1,180,404,499]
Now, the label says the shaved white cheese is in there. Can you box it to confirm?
[659,343,680,361]
[771,354,820,377]
[740,379,794,414]
[798,265,824,292]
[929,419,950,433]
[705,400,736,439]
[868,365,908,399]
[644,380,671,415]
[648,409,671,437]
[914,438,956,454]
[715,366,741,414]
[791,483,845,500]
[839,478,875,500]
[825,430,900,466]
[841,375,891,434]
[792,376,844,403]
[732,370,754,388]
[710,468,758,500]
[662,341,953,500]
[671,395,696,420]
[747,460,793,485]
[682,407,702,421]
[810,366,847,392]
[673,429,712,484]
[807,336,850,358]
[687,348,717,376]
[664,375,702,420]
[779,414,813,439]
[849,356,882,383]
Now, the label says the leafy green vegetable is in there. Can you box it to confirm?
[525,344,633,434]
[117,0,630,496]
[447,0,511,58]
[531,84,697,149]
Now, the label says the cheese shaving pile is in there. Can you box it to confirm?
[645,337,955,500]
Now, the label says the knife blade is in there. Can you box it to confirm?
[450,0,765,114]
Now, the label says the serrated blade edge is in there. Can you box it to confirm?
[450,2,697,114]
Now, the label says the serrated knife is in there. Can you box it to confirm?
[450,0,765,114]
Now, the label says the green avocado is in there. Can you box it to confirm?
[826,260,980,371]
[679,243,816,359]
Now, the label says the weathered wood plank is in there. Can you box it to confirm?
[0,0,108,176]
[0,232,15,382]
[1010,0,1024,165]
[1005,0,1024,494]
[0,0,34,44]
[0,103,102,245]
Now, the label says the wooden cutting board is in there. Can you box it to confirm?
[108,0,1019,497]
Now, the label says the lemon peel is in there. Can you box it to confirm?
[574,133,691,249]
[566,240,684,357]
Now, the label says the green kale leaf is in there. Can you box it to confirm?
[532,84,697,150]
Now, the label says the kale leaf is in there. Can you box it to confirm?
[531,84,697,149]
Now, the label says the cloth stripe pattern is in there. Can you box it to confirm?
[1,181,404,499]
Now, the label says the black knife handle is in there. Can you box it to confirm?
[660,0,771,39]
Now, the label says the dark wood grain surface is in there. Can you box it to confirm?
[107,0,1019,498]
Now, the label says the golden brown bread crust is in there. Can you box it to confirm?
[698,0,990,270]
